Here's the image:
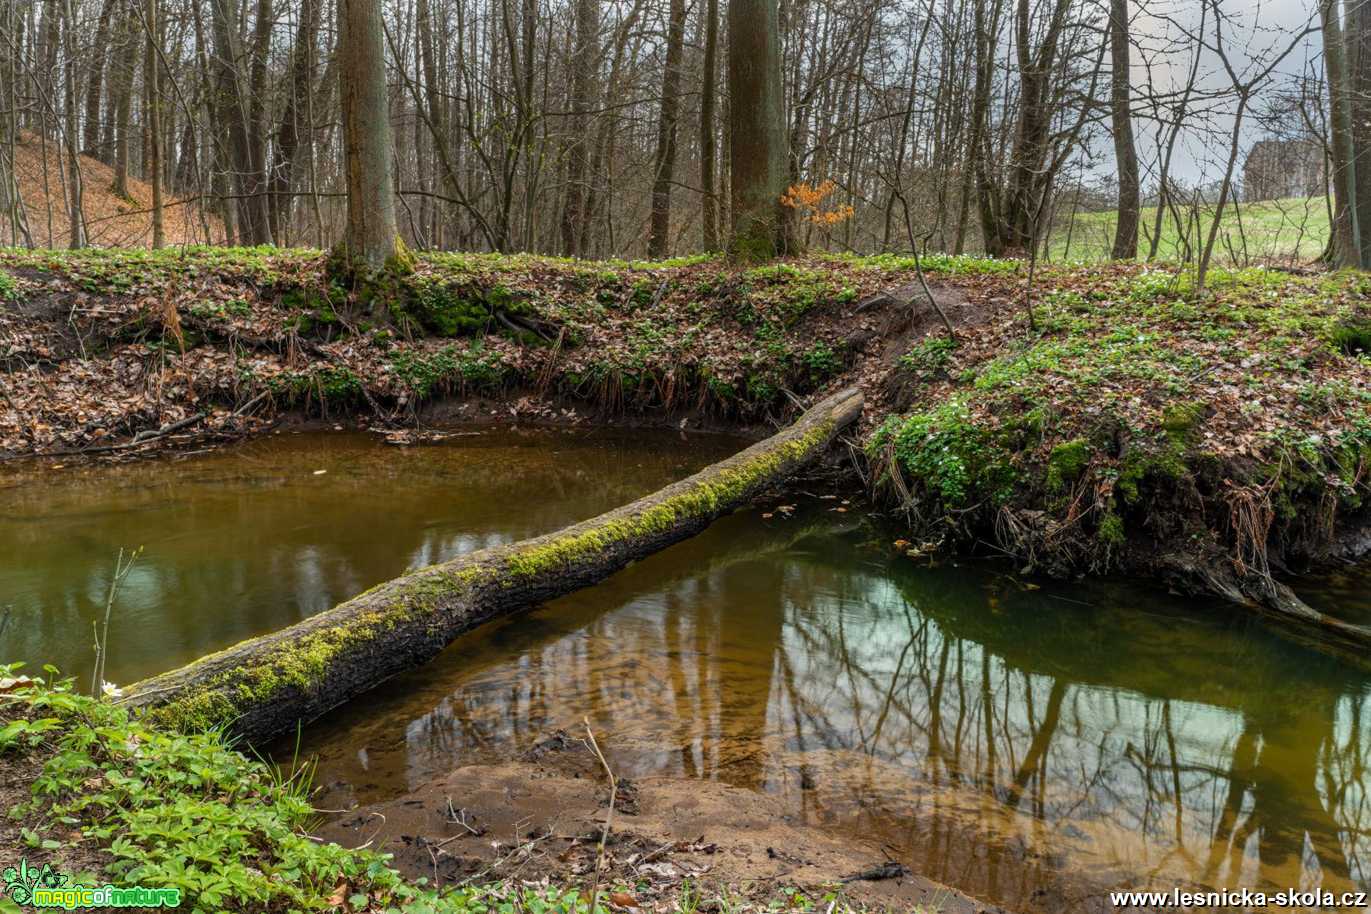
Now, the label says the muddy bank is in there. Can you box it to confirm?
[313,726,1255,914]
[0,248,947,461]
[313,730,1011,914]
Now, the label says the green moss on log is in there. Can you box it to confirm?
[129,390,861,739]
[505,419,835,578]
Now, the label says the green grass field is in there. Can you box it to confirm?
[1047,196,1330,264]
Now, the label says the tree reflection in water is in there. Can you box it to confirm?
[297,504,1371,912]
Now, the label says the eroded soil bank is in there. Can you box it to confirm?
[4,248,1370,629]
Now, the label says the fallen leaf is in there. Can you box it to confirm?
[326,881,349,908]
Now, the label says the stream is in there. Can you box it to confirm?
[4,429,1370,911]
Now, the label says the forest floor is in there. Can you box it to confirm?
[1,131,225,249]
[3,246,1371,911]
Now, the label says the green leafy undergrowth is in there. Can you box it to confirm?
[868,262,1371,568]
[389,341,507,396]
[0,268,18,302]
[0,667,882,914]
[0,246,301,294]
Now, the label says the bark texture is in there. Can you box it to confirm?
[727,0,788,260]
[336,0,402,273]
[647,0,685,259]
[124,387,864,745]
[1108,0,1138,261]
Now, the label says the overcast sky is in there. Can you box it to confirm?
[1108,0,1322,186]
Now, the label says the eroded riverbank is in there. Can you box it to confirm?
[5,248,1371,637]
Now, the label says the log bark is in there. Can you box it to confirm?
[124,387,864,745]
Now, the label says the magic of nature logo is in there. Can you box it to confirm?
[2,858,180,910]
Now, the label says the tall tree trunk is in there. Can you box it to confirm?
[986,0,1071,255]
[61,0,85,247]
[81,0,118,159]
[699,0,718,251]
[414,0,444,246]
[336,0,404,276]
[727,0,789,260]
[1324,0,1359,267]
[110,1,138,199]
[1108,0,1138,260]
[144,0,163,248]
[248,0,273,238]
[648,0,686,258]
[270,0,322,242]
[1351,0,1371,266]
[560,0,597,257]
[969,0,1004,255]
[210,0,272,244]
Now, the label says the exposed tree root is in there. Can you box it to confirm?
[1154,546,1371,652]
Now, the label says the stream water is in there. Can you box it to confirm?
[0,427,742,685]
[5,430,1371,911]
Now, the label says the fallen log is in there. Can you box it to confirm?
[123,387,864,745]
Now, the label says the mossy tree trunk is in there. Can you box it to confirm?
[124,388,863,745]
[335,0,405,279]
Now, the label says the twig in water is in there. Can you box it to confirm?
[90,547,142,697]
[444,796,484,836]
[583,717,617,914]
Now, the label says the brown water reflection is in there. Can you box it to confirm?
[0,427,742,685]
[298,505,1371,912]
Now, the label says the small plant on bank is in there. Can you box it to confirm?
[89,547,142,699]
[899,336,958,378]
[0,269,18,302]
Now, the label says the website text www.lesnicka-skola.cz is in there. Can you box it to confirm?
[1109,888,1370,909]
